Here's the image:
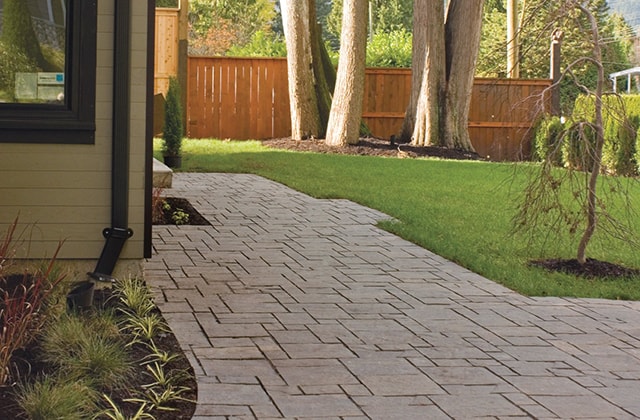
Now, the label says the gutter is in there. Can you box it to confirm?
[91,0,133,281]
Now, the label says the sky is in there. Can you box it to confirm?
[608,0,640,32]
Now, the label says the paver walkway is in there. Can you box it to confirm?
[145,173,640,419]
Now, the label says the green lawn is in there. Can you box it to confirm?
[155,138,640,300]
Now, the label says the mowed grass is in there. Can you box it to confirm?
[155,138,640,300]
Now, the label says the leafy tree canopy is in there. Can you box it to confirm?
[155,0,179,7]
[477,0,634,112]
[326,0,413,45]
[189,0,276,55]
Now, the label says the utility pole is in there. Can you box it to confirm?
[507,0,520,78]
[368,1,374,42]
[550,29,563,116]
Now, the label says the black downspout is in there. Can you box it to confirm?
[144,0,155,259]
[91,0,133,280]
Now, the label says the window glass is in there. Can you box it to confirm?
[0,0,67,105]
[0,0,96,144]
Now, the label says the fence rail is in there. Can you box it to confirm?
[183,57,551,161]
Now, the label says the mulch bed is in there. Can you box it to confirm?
[530,258,640,279]
[262,136,484,160]
[155,197,210,226]
[0,287,196,419]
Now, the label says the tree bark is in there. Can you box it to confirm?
[281,0,321,139]
[310,19,333,139]
[325,0,368,146]
[443,0,483,151]
[404,0,483,151]
[399,0,426,142]
[407,0,446,146]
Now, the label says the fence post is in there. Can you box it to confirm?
[549,29,563,116]
[178,0,189,130]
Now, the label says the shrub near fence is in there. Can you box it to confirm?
[184,57,551,161]
[535,94,640,176]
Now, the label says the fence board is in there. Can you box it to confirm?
[185,57,550,161]
[154,9,179,96]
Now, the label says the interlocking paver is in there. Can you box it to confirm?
[146,173,640,419]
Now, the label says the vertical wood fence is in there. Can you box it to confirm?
[154,9,179,96]
[184,57,551,161]
[188,57,291,140]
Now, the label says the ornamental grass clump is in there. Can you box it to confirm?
[40,313,132,391]
[16,375,98,420]
[0,218,66,386]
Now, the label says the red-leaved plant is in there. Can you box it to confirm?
[0,218,66,386]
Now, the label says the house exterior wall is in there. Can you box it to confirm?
[0,1,149,278]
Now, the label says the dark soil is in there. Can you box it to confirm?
[156,197,210,226]
[262,136,484,160]
[0,286,196,420]
[531,258,640,279]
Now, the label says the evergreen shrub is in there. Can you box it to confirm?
[570,94,640,176]
[562,120,597,172]
[162,77,184,157]
[532,115,564,166]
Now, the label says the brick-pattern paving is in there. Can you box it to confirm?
[145,173,640,419]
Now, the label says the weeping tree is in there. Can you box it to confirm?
[514,1,637,266]
[400,0,485,151]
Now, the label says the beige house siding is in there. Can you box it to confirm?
[0,1,149,276]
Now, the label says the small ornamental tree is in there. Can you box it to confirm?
[514,2,638,269]
[162,77,184,163]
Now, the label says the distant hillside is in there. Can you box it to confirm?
[609,0,640,33]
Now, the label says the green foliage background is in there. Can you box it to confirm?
[478,0,634,113]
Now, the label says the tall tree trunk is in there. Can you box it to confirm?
[281,0,321,139]
[326,0,368,146]
[400,0,427,142]
[310,20,333,139]
[408,0,446,146]
[442,0,483,151]
[404,0,483,151]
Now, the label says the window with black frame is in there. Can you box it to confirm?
[0,0,97,144]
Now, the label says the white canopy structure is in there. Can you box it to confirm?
[609,67,640,93]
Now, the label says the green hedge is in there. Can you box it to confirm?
[533,94,640,176]
[532,115,564,165]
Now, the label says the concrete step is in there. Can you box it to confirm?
[153,158,172,188]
